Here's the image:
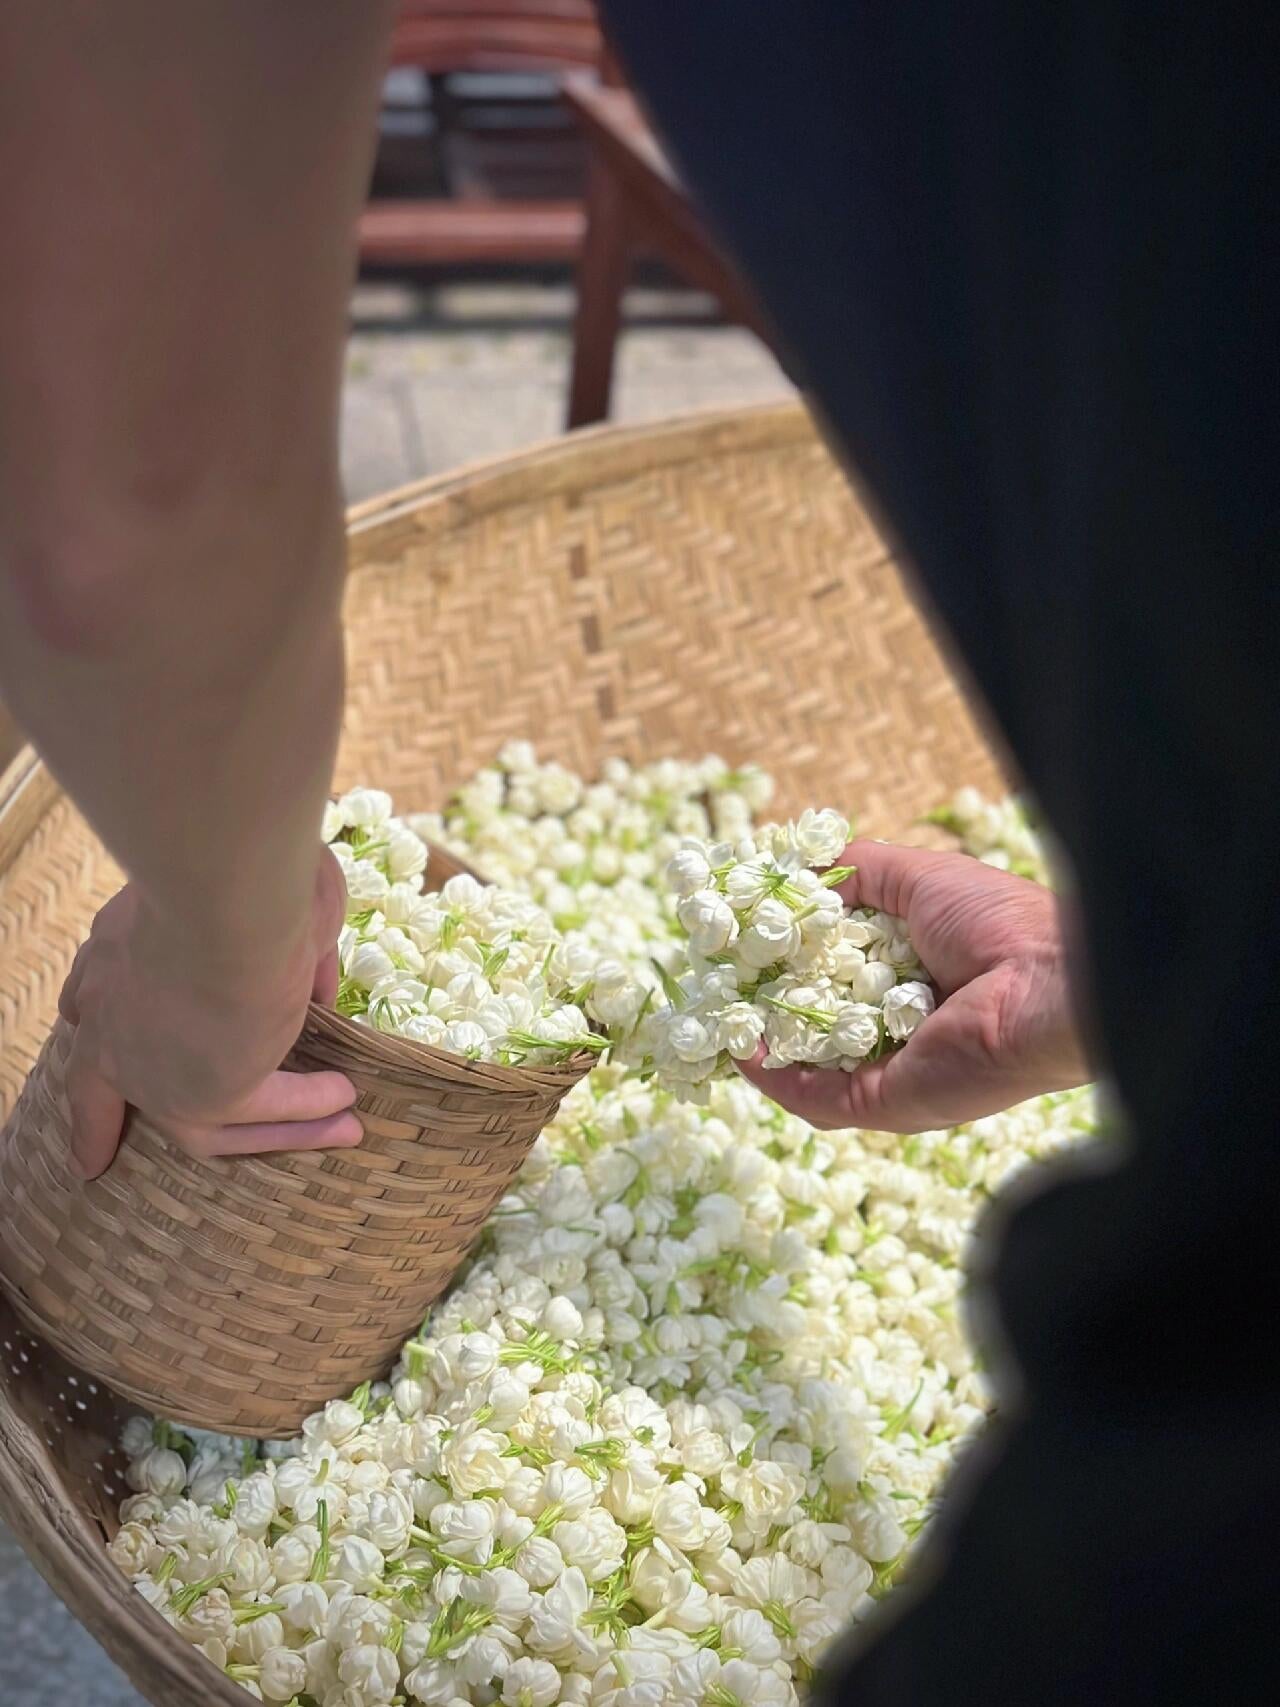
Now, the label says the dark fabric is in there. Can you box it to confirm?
[598,3,1279,1699]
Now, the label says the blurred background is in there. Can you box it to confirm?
[0,6,792,1698]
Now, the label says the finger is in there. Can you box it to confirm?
[226,1068,357,1126]
[67,1046,129,1179]
[830,839,960,918]
[737,1045,945,1135]
[181,1108,364,1159]
[312,944,340,1009]
[313,846,349,944]
[57,942,90,1026]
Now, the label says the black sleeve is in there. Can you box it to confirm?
[597,3,1280,1698]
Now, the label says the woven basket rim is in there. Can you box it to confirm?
[345,396,811,536]
[293,1001,598,1093]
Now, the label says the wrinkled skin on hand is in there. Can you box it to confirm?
[741,840,1089,1132]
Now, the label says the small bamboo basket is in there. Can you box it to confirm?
[0,1001,592,1439]
[0,402,1004,1705]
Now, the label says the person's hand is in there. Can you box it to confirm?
[57,849,361,1178]
[739,839,1090,1132]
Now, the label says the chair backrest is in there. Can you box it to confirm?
[389,2,618,79]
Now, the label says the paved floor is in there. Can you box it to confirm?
[0,279,790,1704]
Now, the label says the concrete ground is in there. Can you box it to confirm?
[0,279,790,1704]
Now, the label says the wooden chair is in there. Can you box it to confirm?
[563,76,774,427]
[359,4,775,428]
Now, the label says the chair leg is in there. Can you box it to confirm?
[568,153,630,429]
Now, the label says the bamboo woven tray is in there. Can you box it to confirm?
[0,400,1003,1705]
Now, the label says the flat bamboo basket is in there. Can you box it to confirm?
[0,401,1003,1705]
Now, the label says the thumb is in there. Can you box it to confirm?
[311,944,340,1009]
[832,839,958,919]
[67,1044,128,1180]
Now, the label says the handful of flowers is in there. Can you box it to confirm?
[633,810,934,1099]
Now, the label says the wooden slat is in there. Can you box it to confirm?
[358,198,585,263]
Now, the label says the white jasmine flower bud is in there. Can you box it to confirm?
[362,1487,413,1552]
[675,891,738,956]
[881,979,935,1040]
[784,1518,851,1570]
[485,1372,533,1432]
[176,1586,235,1644]
[671,1650,722,1702]
[120,1417,155,1459]
[403,1657,460,1705]
[821,1547,873,1599]
[277,1579,329,1635]
[321,1398,366,1445]
[664,1013,715,1067]
[327,1591,393,1649]
[502,1656,561,1707]
[270,1529,317,1585]
[790,807,850,867]
[107,1523,158,1577]
[339,788,393,829]
[217,1535,273,1595]
[322,800,347,843]
[393,1376,427,1418]
[441,1426,508,1497]
[446,969,493,1013]
[347,943,396,992]
[830,1001,882,1061]
[535,765,582,815]
[720,1460,806,1531]
[848,1498,908,1563]
[231,1472,276,1538]
[457,1628,524,1689]
[386,824,429,882]
[525,1566,592,1661]
[344,861,391,905]
[722,1658,790,1706]
[720,1607,782,1666]
[333,1533,385,1590]
[736,897,802,968]
[649,1483,709,1550]
[541,1296,584,1340]
[467,1563,534,1623]
[551,1506,625,1581]
[127,1446,187,1497]
[302,1639,340,1702]
[514,1535,564,1587]
[377,925,426,974]
[665,846,712,899]
[338,1642,400,1707]
[234,1611,285,1664]
[259,1646,308,1702]
[539,1463,596,1519]
[118,1493,167,1524]
[442,1019,488,1057]
[429,1498,496,1563]
[711,1001,765,1060]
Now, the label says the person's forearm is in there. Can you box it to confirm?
[0,1,393,972]
[0,504,345,970]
